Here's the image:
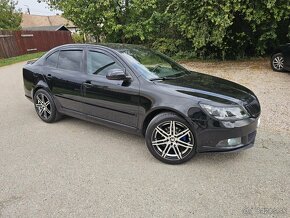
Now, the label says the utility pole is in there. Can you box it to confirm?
[24,5,31,14]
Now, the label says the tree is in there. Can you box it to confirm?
[42,0,159,43]
[171,0,290,58]
[0,0,22,30]
[42,0,290,59]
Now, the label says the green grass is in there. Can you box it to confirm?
[0,52,45,67]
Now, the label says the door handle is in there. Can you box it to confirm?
[47,74,53,80]
[83,81,93,88]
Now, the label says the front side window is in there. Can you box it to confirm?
[45,51,59,68]
[87,51,123,76]
[58,50,83,71]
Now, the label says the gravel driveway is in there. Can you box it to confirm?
[0,60,289,217]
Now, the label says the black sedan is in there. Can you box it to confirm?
[271,43,290,71]
[23,44,261,164]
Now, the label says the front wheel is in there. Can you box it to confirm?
[145,112,196,164]
[271,53,284,72]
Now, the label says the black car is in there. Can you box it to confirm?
[271,43,290,71]
[23,44,261,164]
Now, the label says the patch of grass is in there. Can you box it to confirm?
[0,52,45,67]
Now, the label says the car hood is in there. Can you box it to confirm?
[157,71,256,104]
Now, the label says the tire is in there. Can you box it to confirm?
[271,53,284,72]
[145,112,196,164]
[33,89,62,123]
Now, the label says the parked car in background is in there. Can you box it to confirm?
[23,44,261,164]
[271,43,290,72]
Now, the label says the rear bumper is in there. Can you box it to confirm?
[195,117,259,153]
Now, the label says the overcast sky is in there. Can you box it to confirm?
[16,0,62,15]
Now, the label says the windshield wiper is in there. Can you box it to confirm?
[149,71,189,81]
[149,77,177,81]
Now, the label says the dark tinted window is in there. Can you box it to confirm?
[58,50,83,71]
[45,51,59,67]
[87,51,123,76]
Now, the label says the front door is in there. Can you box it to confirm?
[81,49,140,128]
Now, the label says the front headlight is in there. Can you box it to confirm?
[200,103,249,120]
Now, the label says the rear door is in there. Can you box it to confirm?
[81,49,140,128]
[43,48,86,112]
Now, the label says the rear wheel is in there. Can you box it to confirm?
[33,89,62,123]
[145,112,196,164]
[271,53,284,72]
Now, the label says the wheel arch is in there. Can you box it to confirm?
[32,81,51,98]
[271,50,283,58]
[141,107,193,136]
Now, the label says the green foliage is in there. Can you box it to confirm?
[0,0,21,30]
[172,0,290,58]
[43,0,290,59]
[72,33,85,43]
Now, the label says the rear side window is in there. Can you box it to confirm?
[58,50,83,71]
[45,51,59,68]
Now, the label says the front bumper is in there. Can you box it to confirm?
[195,117,259,153]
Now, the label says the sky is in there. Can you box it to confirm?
[16,0,62,15]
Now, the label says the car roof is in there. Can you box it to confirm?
[54,43,148,52]
[97,43,147,50]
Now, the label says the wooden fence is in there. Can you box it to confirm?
[0,30,73,59]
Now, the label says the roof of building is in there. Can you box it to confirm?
[21,14,75,28]
[22,25,70,31]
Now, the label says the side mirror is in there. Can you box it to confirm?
[106,69,131,81]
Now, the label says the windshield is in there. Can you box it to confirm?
[117,47,189,80]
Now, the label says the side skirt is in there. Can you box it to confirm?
[58,107,142,136]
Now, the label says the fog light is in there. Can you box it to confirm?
[227,138,242,146]
[216,137,242,147]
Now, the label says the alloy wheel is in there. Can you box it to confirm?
[151,121,194,160]
[273,56,284,70]
[35,93,52,120]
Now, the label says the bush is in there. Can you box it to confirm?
[45,0,290,59]
[72,33,84,43]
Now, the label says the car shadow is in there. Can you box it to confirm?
[191,151,244,163]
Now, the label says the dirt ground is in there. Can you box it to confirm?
[0,60,289,217]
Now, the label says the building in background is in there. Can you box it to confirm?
[22,25,70,31]
[21,14,77,33]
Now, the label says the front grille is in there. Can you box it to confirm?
[245,99,261,117]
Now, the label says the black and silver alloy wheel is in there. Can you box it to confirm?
[33,89,61,123]
[35,93,51,120]
[152,121,194,160]
[271,53,284,72]
[146,113,196,164]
